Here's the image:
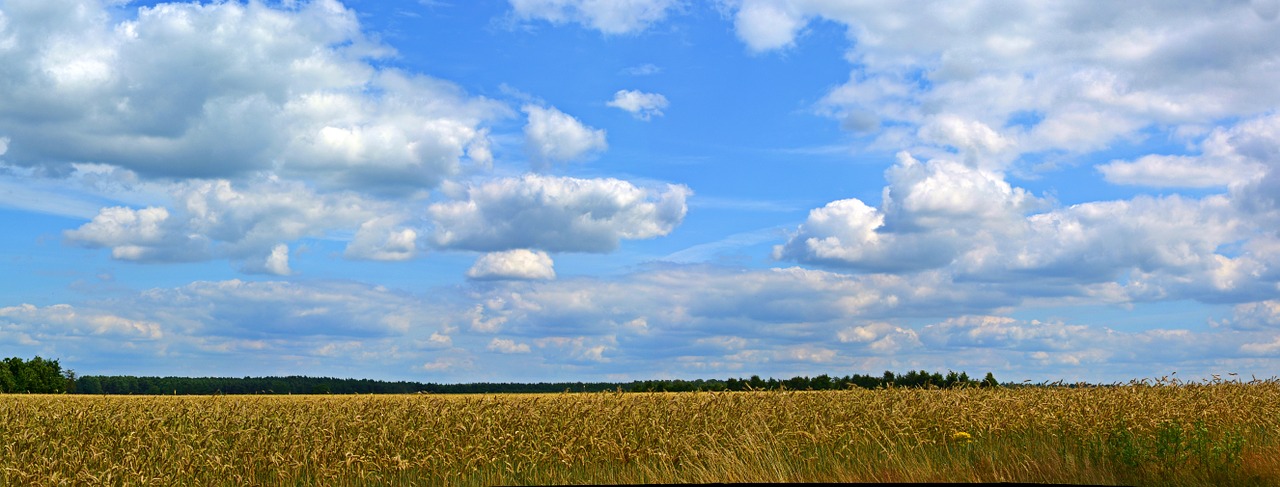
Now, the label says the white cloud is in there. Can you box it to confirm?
[508,0,678,34]
[487,337,531,354]
[607,90,669,120]
[261,244,293,276]
[836,322,921,354]
[138,279,436,339]
[438,268,1280,379]
[775,147,1280,304]
[5,267,1280,382]
[428,174,690,253]
[732,0,805,52]
[917,115,1015,168]
[467,249,556,281]
[774,152,1041,272]
[0,303,164,340]
[1098,155,1260,188]
[344,216,420,261]
[726,2,1280,165]
[621,63,661,76]
[1228,300,1280,330]
[1099,114,1277,188]
[0,0,504,194]
[534,335,614,363]
[66,178,386,269]
[522,105,607,168]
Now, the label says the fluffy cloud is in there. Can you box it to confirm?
[1099,114,1277,188]
[732,1,805,52]
[522,105,607,168]
[254,244,293,276]
[65,179,388,272]
[467,249,556,281]
[723,1,1280,165]
[0,0,503,193]
[508,0,678,34]
[607,90,669,120]
[428,174,689,253]
[344,216,420,261]
[774,152,1041,272]
[774,141,1280,303]
[836,322,920,354]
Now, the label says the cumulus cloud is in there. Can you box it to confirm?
[344,216,420,261]
[508,0,678,34]
[254,244,293,276]
[522,105,607,168]
[0,0,504,193]
[774,152,1042,272]
[772,139,1280,302]
[1099,114,1277,188]
[917,115,1016,168]
[607,90,669,120]
[836,322,921,354]
[732,0,805,52]
[774,146,1280,306]
[65,178,389,269]
[467,249,556,281]
[725,2,1280,165]
[428,174,690,253]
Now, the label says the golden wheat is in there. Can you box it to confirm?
[1,382,1277,485]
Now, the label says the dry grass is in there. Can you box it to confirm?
[1,382,1277,485]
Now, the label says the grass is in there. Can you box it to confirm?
[1,381,1278,485]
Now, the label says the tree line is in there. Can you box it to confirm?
[0,356,74,393]
[68,370,998,395]
[0,355,1000,395]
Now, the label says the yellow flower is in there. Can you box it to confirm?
[951,431,974,443]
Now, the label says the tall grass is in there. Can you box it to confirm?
[1,381,1277,485]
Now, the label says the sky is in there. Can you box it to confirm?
[1,0,1279,384]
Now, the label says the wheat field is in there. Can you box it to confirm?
[2,382,1278,485]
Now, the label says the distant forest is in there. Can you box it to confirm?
[75,370,1000,395]
[3,356,1000,395]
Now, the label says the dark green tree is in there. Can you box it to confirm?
[811,374,833,390]
[981,372,999,388]
[1,357,65,393]
[0,363,14,393]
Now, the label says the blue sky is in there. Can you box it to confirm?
[2,0,1280,383]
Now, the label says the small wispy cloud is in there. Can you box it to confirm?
[621,63,661,76]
